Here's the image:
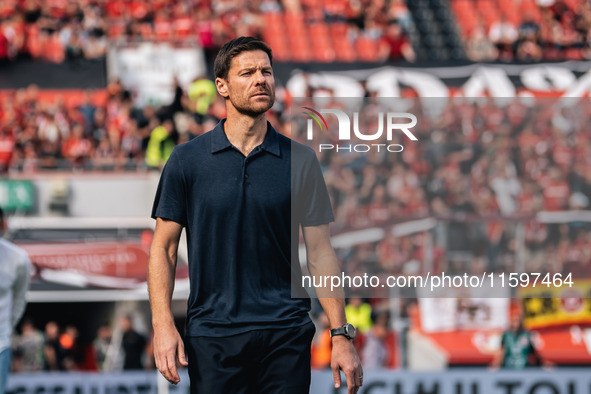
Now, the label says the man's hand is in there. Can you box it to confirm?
[331,336,363,394]
[153,324,188,384]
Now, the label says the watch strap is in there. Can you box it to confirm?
[330,326,347,338]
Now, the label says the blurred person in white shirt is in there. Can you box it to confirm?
[0,206,31,392]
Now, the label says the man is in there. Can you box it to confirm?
[149,36,362,393]
[119,315,147,370]
[0,206,31,392]
[490,312,551,369]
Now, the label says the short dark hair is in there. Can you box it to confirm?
[214,36,273,80]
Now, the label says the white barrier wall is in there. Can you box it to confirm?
[7,369,591,394]
[9,172,161,217]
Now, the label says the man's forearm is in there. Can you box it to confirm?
[318,296,347,329]
[304,225,348,328]
[148,247,177,329]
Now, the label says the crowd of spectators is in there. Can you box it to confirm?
[2,73,591,277]
[0,0,416,64]
[9,300,399,372]
[464,0,591,61]
[0,79,222,172]
[292,93,591,284]
[5,0,591,64]
[10,315,151,373]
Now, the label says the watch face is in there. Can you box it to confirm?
[345,323,356,340]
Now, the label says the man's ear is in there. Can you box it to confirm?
[215,77,229,98]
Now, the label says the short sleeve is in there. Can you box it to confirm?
[151,149,188,227]
[296,148,334,227]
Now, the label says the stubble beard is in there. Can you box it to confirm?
[229,86,276,118]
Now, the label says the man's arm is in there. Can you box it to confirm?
[148,217,188,384]
[303,224,362,394]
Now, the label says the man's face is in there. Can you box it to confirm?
[217,50,275,116]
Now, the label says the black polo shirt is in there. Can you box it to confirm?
[151,120,334,337]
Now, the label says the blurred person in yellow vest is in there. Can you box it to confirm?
[188,77,217,117]
[345,297,373,333]
[145,119,176,169]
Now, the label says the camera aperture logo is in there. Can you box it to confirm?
[302,107,418,153]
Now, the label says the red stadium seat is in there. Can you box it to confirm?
[284,11,305,25]
[356,36,379,62]
[290,37,313,62]
[330,23,349,38]
[333,37,356,62]
[312,39,336,62]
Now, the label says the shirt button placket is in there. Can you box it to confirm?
[243,158,249,181]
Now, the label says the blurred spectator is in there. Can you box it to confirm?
[516,36,543,60]
[345,297,373,334]
[62,124,92,169]
[491,313,551,369]
[145,118,175,169]
[488,15,518,61]
[518,13,542,43]
[59,325,82,371]
[119,316,146,370]
[93,325,111,371]
[43,321,66,371]
[13,318,44,372]
[361,311,397,369]
[188,77,218,117]
[0,206,31,392]
[381,21,415,62]
[83,32,107,59]
[466,25,498,62]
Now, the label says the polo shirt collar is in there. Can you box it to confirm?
[211,119,281,157]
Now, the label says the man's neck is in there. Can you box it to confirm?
[223,109,268,157]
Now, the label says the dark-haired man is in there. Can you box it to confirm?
[149,37,362,393]
[0,206,31,392]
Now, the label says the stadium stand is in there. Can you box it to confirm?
[451,0,591,61]
[0,0,419,63]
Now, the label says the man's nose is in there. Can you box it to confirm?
[255,70,266,84]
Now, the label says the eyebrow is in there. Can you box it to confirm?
[238,66,273,73]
